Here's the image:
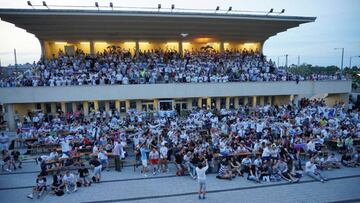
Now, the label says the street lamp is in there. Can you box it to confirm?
[334,47,344,71]
[349,56,360,69]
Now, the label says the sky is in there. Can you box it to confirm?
[0,0,359,67]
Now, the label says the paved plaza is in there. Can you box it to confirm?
[1,153,360,203]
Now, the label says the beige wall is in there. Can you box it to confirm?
[274,95,291,105]
[94,42,108,54]
[13,103,36,116]
[42,40,263,59]
[0,81,351,104]
[224,42,262,52]
[324,93,349,106]
[74,42,91,54]
[182,42,220,52]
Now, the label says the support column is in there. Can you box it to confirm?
[244,97,249,106]
[105,101,110,112]
[125,100,130,112]
[90,41,95,55]
[5,104,16,131]
[71,102,77,113]
[269,96,272,105]
[197,98,202,108]
[234,97,239,109]
[252,96,257,108]
[93,101,99,111]
[179,41,183,56]
[50,103,57,114]
[61,102,66,113]
[83,101,89,116]
[206,98,211,110]
[220,42,225,53]
[216,98,221,110]
[40,40,46,59]
[40,103,46,113]
[260,96,265,106]
[153,99,159,111]
[135,42,140,58]
[115,100,120,112]
[187,99,193,110]
[226,97,230,109]
[136,100,142,111]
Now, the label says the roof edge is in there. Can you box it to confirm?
[0,8,316,22]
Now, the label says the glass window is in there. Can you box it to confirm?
[159,101,173,111]
[220,98,226,108]
[230,98,235,108]
[120,101,126,113]
[98,101,105,111]
[66,103,72,112]
[109,101,115,110]
[239,97,244,106]
[211,99,216,109]
[130,101,136,109]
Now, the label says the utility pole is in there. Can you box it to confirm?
[285,54,288,69]
[277,56,280,68]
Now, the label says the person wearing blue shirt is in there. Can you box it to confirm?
[140,144,149,177]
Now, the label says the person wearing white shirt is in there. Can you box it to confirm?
[160,143,169,172]
[305,158,327,183]
[63,170,77,193]
[60,139,71,157]
[195,159,208,200]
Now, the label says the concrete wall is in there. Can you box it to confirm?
[0,81,352,104]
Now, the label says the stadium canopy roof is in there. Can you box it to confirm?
[0,9,316,42]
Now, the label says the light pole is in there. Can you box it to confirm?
[334,48,344,71]
[349,55,360,69]
[277,55,287,68]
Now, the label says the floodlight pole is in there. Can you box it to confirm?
[349,56,360,69]
[297,55,300,67]
[14,48,18,77]
[334,48,344,71]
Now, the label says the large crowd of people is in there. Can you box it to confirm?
[0,48,345,88]
[1,98,359,199]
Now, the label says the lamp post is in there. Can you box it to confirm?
[277,55,287,68]
[334,48,344,71]
[349,56,360,69]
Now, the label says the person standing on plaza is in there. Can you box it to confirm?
[196,159,209,200]
[0,132,9,151]
[149,147,160,175]
[112,141,123,172]
[140,143,149,177]
[160,142,169,173]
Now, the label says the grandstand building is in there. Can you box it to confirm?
[0,9,352,130]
